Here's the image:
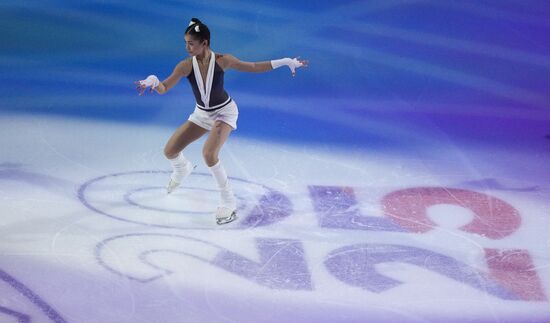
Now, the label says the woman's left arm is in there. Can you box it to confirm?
[222,54,308,76]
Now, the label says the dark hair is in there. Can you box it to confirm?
[185,18,210,46]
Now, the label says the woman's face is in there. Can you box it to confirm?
[185,34,207,57]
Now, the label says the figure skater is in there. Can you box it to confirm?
[135,18,308,224]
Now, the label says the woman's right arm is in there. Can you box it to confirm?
[154,59,192,95]
[136,59,191,96]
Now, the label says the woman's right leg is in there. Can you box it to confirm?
[164,121,208,193]
[164,121,208,159]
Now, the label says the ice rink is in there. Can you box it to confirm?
[1,1,550,322]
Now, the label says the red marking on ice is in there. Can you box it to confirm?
[381,187,521,239]
[485,248,547,301]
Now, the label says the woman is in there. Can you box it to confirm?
[136,18,308,225]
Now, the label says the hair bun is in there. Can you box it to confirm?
[189,17,202,26]
[185,18,210,45]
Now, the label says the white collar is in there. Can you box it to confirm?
[192,50,216,108]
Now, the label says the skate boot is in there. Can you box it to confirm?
[166,161,196,194]
[215,190,237,225]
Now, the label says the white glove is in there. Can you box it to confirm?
[271,58,304,76]
[139,75,160,89]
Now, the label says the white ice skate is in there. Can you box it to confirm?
[216,206,237,225]
[215,189,237,225]
[166,162,196,194]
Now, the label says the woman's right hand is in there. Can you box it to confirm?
[134,75,160,96]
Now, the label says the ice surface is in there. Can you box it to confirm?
[1,115,549,322]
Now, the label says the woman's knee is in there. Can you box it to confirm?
[202,148,218,166]
[164,145,179,159]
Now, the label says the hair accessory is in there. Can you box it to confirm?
[195,25,200,32]
[188,20,195,26]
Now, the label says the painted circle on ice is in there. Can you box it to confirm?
[123,186,248,215]
[78,170,293,230]
[0,268,68,323]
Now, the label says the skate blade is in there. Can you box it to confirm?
[166,165,196,194]
[166,180,180,194]
[216,211,237,225]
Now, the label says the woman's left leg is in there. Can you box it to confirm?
[202,120,233,167]
[202,120,237,223]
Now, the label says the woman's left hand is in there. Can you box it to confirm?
[289,57,309,76]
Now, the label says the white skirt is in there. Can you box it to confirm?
[188,99,239,130]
